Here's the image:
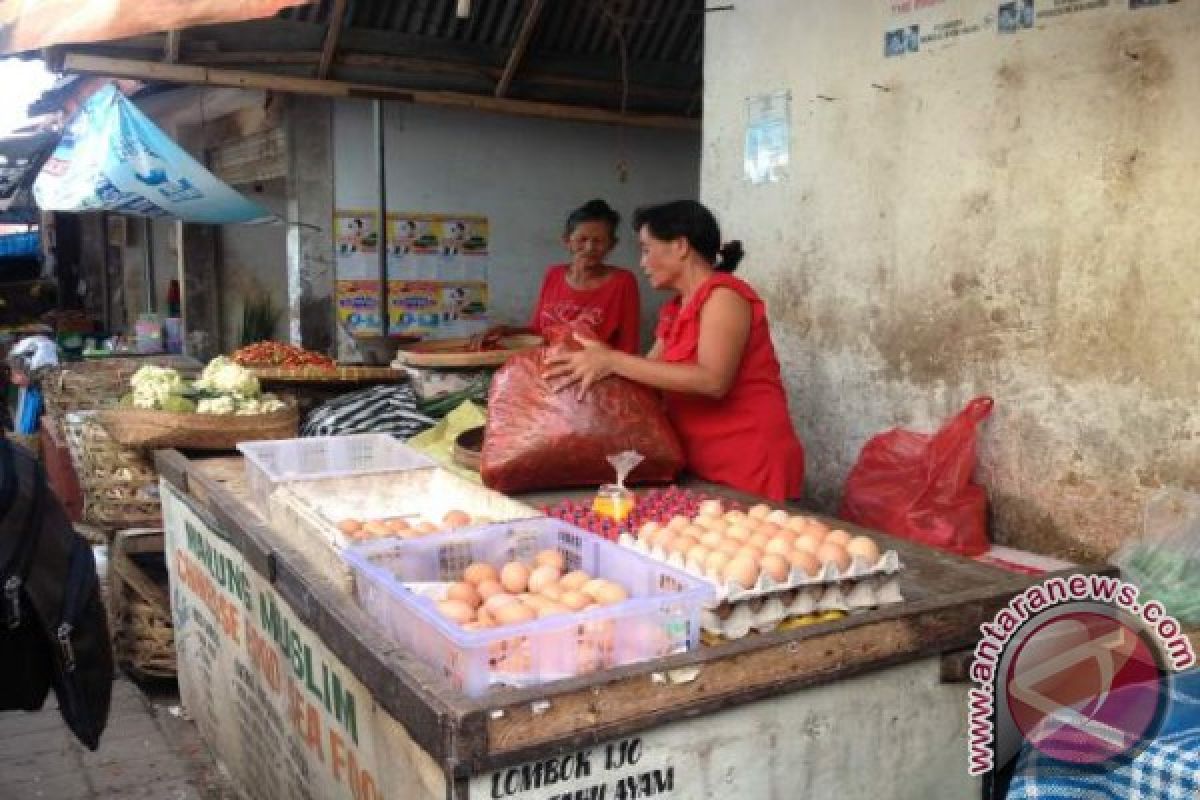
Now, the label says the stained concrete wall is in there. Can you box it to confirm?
[332,100,701,351]
[703,1,1200,560]
[216,178,288,351]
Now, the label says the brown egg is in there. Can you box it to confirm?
[736,545,764,563]
[846,536,881,564]
[795,533,823,554]
[436,600,475,625]
[593,582,629,605]
[363,520,390,538]
[386,517,411,533]
[764,537,793,557]
[415,521,439,535]
[816,542,851,572]
[766,509,791,526]
[700,531,725,549]
[445,582,481,609]
[476,608,495,627]
[520,594,551,611]
[697,498,724,517]
[483,593,518,614]
[442,509,472,528]
[637,520,661,541]
[463,563,499,586]
[785,516,810,534]
[723,510,747,524]
[528,564,562,593]
[825,529,852,547]
[705,550,731,575]
[788,550,822,577]
[580,579,611,601]
[716,539,743,557]
[686,544,711,566]
[559,570,591,591]
[336,519,362,535]
[748,531,771,550]
[667,515,691,532]
[681,524,706,540]
[654,531,677,553]
[500,562,530,593]
[693,514,719,531]
[476,579,505,600]
[560,590,591,611]
[534,549,566,571]
[723,557,760,589]
[706,518,730,534]
[539,583,563,601]
[725,525,751,542]
[760,553,791,583]
[808,519,832,537]
[670,535,699,556]
[494,603,537,626]
[747,504,771,520]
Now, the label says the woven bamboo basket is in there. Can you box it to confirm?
[109,529,176,679]
[42,356,201,416]
[67,415,162,532]
[96,402,299,451]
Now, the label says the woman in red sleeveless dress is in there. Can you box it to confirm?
[545,200,804,501]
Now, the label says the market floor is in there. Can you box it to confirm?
[0,678,238,800]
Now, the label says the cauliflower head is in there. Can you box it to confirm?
[197,395,237,415]
[194,356,261,398]
[130,366,187,410]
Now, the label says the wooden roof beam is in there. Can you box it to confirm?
[495,0,544,98]
[317,0,348,79]
[164,30,180,63]
[61,52,700,131]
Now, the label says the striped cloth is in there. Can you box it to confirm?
[300,384,434,440]
[1006,668,1200,800]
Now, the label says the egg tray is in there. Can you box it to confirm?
[616,533,904,604]
[701,575,905,640]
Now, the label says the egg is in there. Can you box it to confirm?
[667,515,691,532]
[747,503,771,520]
[534,549,566,571]
[748,531,771,550]
[700,531,725,549]
[692,515,718,531]
[765,509,790,526]
[736,545,764,563]
[581,579,610,601]
[704,550,731,575]
[539,583,563,601]
[442,509,471,528]
[483,593,518,614]
[816,542,851,572]
[716,539,743,557]
[476,608,495,627]
[788,550,822,577]
[764,537,793,557]
[637,520,661,541]
[436,600,475,625]
[725,525,751,542]
[363,520,390,538]
[538,603,569,618]
[686,544,711,566]
[794,533,822,554]
[723,557,760,589]
[724,510,747,524]
[760,553,791,583]
[386,517,411,534]
[336,518,362,535]
[846,536,881,564]
[697,499,724,517]
[706,518,730,534]
[520,594,551,611]
[785,516,810,533]
[500,562,530,593]
[463,563,499,586]
[808,519,832,537]
[682,524,707,540]
[670,535,699,556]
[653,531,677,553]
[528,565,562,593]
[475,579,505,600]
[445,582,481,608]
[416,521,439,535]
[560,570,591,591]
[494,603,536,626]
[593,582,629,605]
[560,590,591,611]
[825,529,852,547]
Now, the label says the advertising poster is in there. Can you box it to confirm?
[334,210,380,281]
[386,213,490,338]
[336,280,383,338]
[387,280,489,339]
[885,0,988,55]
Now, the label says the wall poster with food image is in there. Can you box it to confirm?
[386,212,490,339]
[335,210,383,336]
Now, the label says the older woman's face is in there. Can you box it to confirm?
[564,220,615,270]
[638,226,681,290]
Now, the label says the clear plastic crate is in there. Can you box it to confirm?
[237,434,435,513]
[342,518,714,696]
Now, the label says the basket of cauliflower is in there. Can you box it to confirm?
[97,357,298,450]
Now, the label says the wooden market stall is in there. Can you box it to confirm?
[155,450,1082,800]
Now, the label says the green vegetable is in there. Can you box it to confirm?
[159,395,197,413]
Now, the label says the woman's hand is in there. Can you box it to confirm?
[543,332,615,398]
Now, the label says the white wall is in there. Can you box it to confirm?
[703,0,1200,559]
[217,178,289,351]
[333,100,701,349]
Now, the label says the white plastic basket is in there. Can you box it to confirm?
[237,433,435,513]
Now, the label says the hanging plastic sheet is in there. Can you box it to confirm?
[0,0,311,55]
[33,84,274,224]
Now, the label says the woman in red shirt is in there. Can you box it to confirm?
[545,200,805,501]
[526,199,641,354]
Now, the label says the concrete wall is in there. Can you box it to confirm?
[332,100,701,350]
[216,178,288,351]
[703,1,1200,560]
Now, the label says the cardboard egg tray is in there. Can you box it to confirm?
[616,533,905,639]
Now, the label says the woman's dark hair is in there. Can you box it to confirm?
[631,200,744,273]
[565,198,620,237]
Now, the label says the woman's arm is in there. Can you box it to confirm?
[545,288,752,398]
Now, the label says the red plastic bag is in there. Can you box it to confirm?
[481,327,685,493]
[839,396,994,556]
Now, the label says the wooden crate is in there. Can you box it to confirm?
[109,528,176,680]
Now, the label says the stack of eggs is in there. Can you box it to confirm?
[336,509,490,543]
[542,487,734,543]
[634,500,882,591]
[434,549,633,630]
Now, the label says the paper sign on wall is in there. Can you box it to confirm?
[744,91,790,185]
[334,210,383,336]
[386,212,490,339]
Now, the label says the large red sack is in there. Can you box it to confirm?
[481,328,685,493]
[838,396,994,557]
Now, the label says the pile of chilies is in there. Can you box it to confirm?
[232,341,335,369]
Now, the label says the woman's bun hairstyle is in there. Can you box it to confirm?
[565,198,620,237]
[631,200,743,272]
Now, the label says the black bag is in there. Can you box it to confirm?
[0,437,113,750]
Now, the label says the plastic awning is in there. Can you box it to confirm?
[33,84,274,224]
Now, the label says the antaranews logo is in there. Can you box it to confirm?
[967,574,1196,777]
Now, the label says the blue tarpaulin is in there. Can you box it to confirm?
[33,84,274,224]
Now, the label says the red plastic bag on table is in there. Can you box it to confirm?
[481,326,685,493]
[838,396,994,557]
